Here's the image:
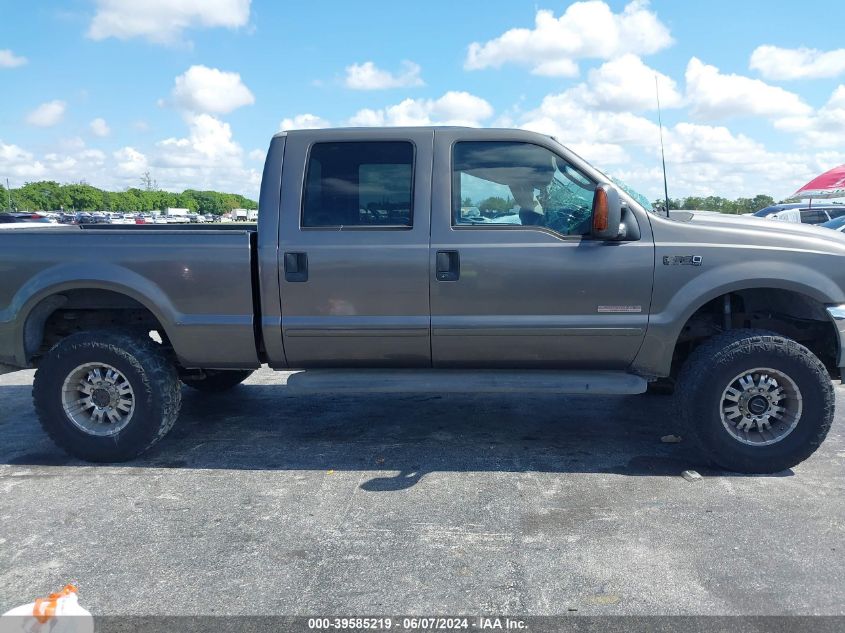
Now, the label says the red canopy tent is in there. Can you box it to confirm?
[792,164,845,205]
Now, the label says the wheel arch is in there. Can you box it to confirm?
[13,264,182,367]
[634,272,842,378]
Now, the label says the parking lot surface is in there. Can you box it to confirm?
[1,367,843,615]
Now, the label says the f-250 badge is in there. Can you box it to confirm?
[663,255,703,266]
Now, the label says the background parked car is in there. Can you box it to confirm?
[819,215,845,233]
[0,212,56,224]
[752,203,845,225]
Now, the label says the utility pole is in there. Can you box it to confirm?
[5,178,11,211]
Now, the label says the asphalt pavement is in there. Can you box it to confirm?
[0,367,843,616]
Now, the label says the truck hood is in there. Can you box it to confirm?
[664,211,845,256]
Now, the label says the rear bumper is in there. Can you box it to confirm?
[825,304,845,380]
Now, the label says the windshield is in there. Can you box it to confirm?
[608,175,653,212]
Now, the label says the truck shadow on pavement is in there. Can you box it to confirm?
[0,383,793,488]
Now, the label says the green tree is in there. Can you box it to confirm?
[64,183,104,211]
[478,196,513,213]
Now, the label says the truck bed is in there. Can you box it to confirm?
[0,224,261,370]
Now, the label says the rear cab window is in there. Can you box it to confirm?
[302,141,414,228]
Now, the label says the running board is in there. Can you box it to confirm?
[281,370,647,395]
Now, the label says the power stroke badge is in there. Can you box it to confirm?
[663,255,703,266]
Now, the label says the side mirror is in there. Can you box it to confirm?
[590,184,623,240]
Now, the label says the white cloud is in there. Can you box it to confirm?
[750,45,845,81]
[685,57,812,120]
[516,87,837,200]
[170,65,254,114]
[146,115,260,193]
[87,0,251,45]
[0,49,27,68]
[248,148,265,162]
[0,140,46,179]
[569,54,682,111]
[776,85,845,148]
[465,0,672,77]
[344,61,424,90]
[114,147,148,176]
[156,114,242,168]
[89,117,111,137]
[3,117,261,198]
[25,100,66,127]
[347,91,494,127]
[520,90,659,167]
[280,114,331,130]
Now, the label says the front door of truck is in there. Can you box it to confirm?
[429,129,655,368]
[279,129,433,367]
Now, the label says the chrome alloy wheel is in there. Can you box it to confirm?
[61,363,136,436]
[720,367,802,446]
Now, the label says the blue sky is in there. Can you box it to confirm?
[1,0,844,201]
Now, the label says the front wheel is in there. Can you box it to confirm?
[676,330,834,473]
[33,331,182,462]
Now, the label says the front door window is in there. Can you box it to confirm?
[452,141,596,237]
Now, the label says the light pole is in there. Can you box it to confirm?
[5,178,11,212]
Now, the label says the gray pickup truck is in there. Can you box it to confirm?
[2,127,844,472]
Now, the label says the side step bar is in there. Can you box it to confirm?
[282,369,647,395]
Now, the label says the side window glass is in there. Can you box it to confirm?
[302,141,414,228]
[452,141,596,236]
[800,209,825,224]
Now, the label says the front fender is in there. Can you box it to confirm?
[632,258,844,377]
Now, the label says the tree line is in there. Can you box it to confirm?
[0,178,258,216]
[1,179,782,217]
[464,193,782,216]
[652,194,777,214]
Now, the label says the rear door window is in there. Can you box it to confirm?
[302,141,414,228]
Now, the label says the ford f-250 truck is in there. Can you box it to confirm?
[1,127,844,472]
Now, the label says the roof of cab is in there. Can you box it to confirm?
[270,126,551,139]
[272,126,481,139]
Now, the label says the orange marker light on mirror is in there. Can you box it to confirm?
[593,187,609,232]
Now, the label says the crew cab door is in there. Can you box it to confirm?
[429,129,655,368]
[278,129,433,367]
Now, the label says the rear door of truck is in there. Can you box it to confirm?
[278,129,434,367]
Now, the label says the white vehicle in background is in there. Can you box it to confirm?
[752,203,845,226]
[109,213,133,225]
[164,207,191,223]
[231,208,258,222]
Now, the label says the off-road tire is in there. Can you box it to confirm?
[676,329,834,473]
[33,330,182,462]
[180,369,254,393]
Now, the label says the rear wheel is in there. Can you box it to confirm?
[180,369,254,393]
[676,330,834,473]
[33,330,182,462]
